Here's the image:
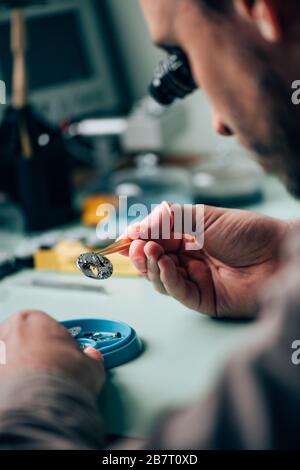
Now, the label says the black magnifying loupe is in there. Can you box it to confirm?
[149,48,197,106]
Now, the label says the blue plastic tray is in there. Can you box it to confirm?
[61,318,143,369]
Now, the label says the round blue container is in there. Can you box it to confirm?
[61,318,143,369]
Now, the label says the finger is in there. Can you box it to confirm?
[126,202,177,249]
[129,239,147,274]
[83,348,106,394]
[123,202,173,241]
[144,242,167,295]
[84,347,104,362]
[138,201,173,240]
[179,254,216,315]
[184,257,216,315]
[119,224,142,257]
[121,202,186,256]
[168,254,180,267]
[158,255,200,311]
[126,223,141,241]
[177,266,189,280]
[142,202,182,253]
[144,240,164,261]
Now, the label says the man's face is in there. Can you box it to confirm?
[140,0,300,197]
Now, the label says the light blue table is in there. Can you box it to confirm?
[0,177,299,438]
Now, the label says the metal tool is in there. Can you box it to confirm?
[83,331,122,342]
[19,278,108,295]
[77,239,131,280]
[96,238,132,256]
[68,327,122,355]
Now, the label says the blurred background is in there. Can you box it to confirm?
[0,0,299,279]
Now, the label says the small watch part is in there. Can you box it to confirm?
[68,326,82,338]
[77,252,113,280]
[83,331,122,342]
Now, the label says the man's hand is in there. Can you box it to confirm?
[0,310,105,397]
[123,204,290,318]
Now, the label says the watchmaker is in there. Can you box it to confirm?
[0,0,300,450]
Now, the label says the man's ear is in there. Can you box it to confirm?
[233,0,283,43]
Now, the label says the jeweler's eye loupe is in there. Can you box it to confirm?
[149,48,197,106]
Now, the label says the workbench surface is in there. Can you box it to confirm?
[0,177,299,439]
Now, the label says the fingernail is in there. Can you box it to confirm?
[133,256,143,268]
[84,347,104,361]
[144,242,153,259]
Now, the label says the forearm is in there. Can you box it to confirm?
[0,372,105,450]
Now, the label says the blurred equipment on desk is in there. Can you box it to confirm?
[192,142,265,207]
[0,191,24,232]
[0,101,76,231]
[0,0,130,232]
[66,96,192,207]
[68,97,186,155]
[81,194,119,226]
[0,3,75,231]
[68,96,264,210]
[0,0,128,123]
[110,153,192,208]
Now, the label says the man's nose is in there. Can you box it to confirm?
[212,112,234,137]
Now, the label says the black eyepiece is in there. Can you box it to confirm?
[149,49,197,106]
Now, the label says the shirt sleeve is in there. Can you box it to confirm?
[0,372,106,450]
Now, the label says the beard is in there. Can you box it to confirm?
[245,71,300,198]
